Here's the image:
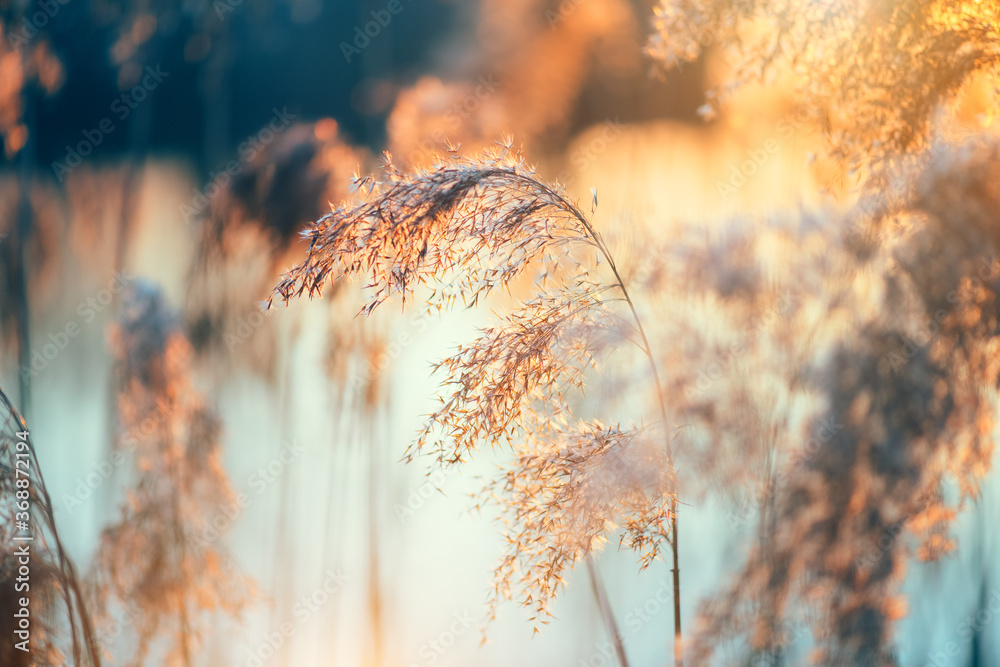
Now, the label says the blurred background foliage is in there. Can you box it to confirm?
[1,0,1000,666]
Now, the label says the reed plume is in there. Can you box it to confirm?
[185,120,366,374]
[271,140,682,657]
[91,281,250,665]
[683,138,1000,665]
[0,387,101,667]
[647,0,1000,178]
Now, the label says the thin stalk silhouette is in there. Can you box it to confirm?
[585,556,630,667]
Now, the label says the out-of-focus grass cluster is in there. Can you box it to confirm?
[2,0,1000,666]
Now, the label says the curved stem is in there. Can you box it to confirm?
[585,220,683,667]
[511,174,683,666]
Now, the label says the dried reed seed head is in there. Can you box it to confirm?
[412,283,630,464]
[689,138,1000,664]
[273,142,678,629]
[184,120,366,380]
[271,143,601,312]
[95,281,250,665]
[648,0,1000,175]
[0,389,99,666]
[112,280,179,393]
[486,420,672,629]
